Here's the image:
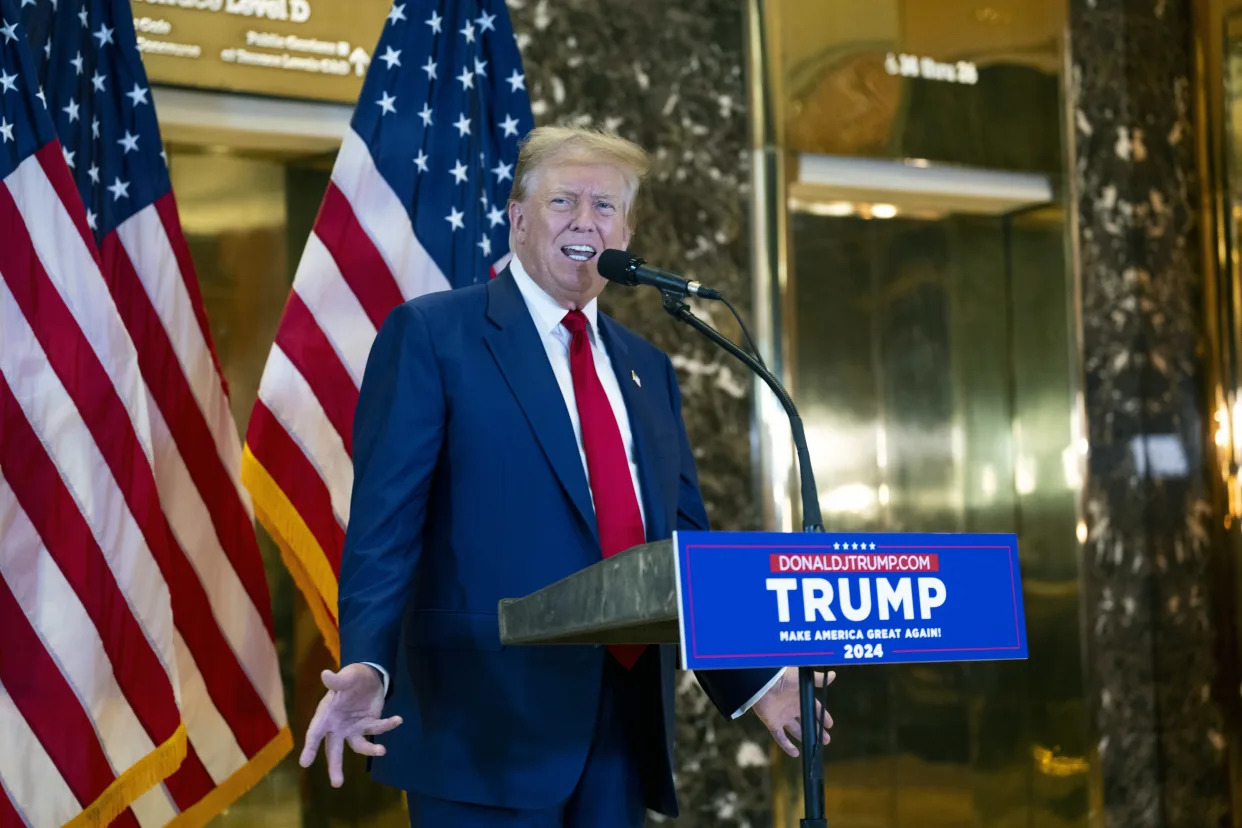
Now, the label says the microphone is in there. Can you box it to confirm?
[597,249,722,300]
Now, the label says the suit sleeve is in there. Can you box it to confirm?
[663,355,780,718]
[337,303,445,677]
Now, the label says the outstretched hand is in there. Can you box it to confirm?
[298,663,403,787]
[752,667,836,757]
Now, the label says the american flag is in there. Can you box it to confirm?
[242,0,533,656]
[2,0,290,824]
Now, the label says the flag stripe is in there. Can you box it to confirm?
[0,682,80,828]
[257,346,354,525]
[100,229,275,637]
[275,292,358,456]
[3,155,153,464]
[0,195,279,760]
[171,628,249,786]
[247,401,345,571]
[332,129,452,302]
[0,570,120,810]
[117,200,245,488]
[292,231,376,386]
[144,401,286,726]
[0,423,181,754]
[35,142,97,260]
[314,181,406,330]
[154,193,229,396]
[0,479,162,788]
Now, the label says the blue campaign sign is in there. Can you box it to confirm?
[673,531,1028,670]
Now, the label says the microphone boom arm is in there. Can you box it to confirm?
[658,289,828,827]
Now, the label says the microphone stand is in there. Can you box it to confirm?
[659,290,828,828]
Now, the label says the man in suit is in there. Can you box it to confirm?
[299,126,834,827]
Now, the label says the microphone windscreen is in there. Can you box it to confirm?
[597,249,641,285]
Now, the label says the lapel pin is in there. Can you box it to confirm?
[631,370,641,387]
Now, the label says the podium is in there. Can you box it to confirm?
[498,539,678,647]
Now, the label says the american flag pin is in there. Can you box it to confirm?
[631,370,641,387]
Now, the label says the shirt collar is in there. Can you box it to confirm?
[509,254,600,342]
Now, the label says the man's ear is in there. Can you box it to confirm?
[507,201,525,239]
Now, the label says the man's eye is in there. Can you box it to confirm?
[597,202,615,212]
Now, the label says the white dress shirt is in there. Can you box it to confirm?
[509,255,646,527]
[366,256,778,717]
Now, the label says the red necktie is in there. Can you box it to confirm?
[562,310,646,669]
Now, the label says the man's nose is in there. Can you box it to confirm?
[569,201,595,231]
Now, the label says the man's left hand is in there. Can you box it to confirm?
[752,667,836,757]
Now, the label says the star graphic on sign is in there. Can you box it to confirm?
[87,163,99,184]
[460,22,475,43]
[118,131,139,153]
[376,91,397,115]
[453,113,471,136]
[474,57,487,77]
[445,206,465,231]
[457,67,474,90]
[870,542,877,550]
[70,51,84,75]
[478,235,492,257]
[418,103,433,126]
[426,10,442,33]
[413,149,429,173]
[63,99,80,122]
[0,118,13,142]
[0,19,18,44]
[86,208,97,230]
[62,147,75,168]
[449,159,469,184]
[0,70,17,94]
[500,114,520,137]
[126,83,149,106]
[91,71,105,92]
[491,161,512,182]
[833,543,840,550]
[421,57,437,79]
[77,6,87,25]
[386,3,405,24]
[475,11,496,32]
[379,46,401,69]
[93,23,113,47]
[507,69,525,92]
[108,177,130,201]
[487,205,505,228]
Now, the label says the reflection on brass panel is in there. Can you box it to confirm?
[1190,0,1242,820]
[763,206,1086,827]
[773,0,1065,172]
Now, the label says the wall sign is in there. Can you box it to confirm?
[133,0,389,103]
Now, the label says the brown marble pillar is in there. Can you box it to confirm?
[1069,0,1235,825]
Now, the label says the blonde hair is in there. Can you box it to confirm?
[507,126,650,229]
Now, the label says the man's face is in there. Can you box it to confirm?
[508,160,633,310]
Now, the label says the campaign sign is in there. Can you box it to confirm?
[673,531,1028,670]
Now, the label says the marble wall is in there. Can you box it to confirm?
[504,0,776,825]
[1068,0,1235,825]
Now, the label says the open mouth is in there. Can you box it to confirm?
[561,244,597,263]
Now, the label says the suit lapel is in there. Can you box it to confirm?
[598,315,670,540]
[482,270,599,542]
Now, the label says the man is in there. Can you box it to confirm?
[299,126,834,827]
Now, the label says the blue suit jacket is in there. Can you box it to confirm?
[338,269,775,815]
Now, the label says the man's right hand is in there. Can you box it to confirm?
[298,662,403,787]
